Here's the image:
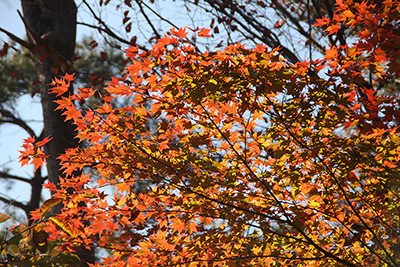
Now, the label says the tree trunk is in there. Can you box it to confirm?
[21,1,95,265]
[21,0,77,194]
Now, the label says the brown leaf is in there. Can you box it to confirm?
[125,0,132,7]
[123,17,130,24]
[31,88,40,98]
[34,46,45,53]
[126,22,132,33]
[11,71,18,79]
[90,40,98,49]
[101,51,108,61]
[39,53,49,62]
[51,65,59,75]
[0,213,11,223]
[32,225,49,253]
[130,36,137,46]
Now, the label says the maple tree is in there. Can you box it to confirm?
[0,0,357,228]
[2,0,400,266]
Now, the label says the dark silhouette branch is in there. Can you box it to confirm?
[17,10,41,46]
[192,0,301,63]
[0,108,37,138]
[271,0,325,53]
[80,0,148,52]
[0,195,26,211]
[0,172,32,184]
[0,26,33,50]
[135,0,162,40]
[138,1,180,32]
[26,168,44,223]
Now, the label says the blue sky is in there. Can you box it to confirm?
[0,1,44,211]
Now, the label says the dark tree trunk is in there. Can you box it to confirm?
[21,0,77,195]
[21,1,95,265]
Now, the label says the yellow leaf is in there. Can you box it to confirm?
[309,199,320,209]
[49,217,75,237]
[40,198,63,215]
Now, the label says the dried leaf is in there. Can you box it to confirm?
[0,213,11,223]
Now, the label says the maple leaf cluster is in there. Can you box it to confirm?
[19,136,52,171]
[13,2,400,267]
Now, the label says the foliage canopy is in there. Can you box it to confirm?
[2,0,400,266]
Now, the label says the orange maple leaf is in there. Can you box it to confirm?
[198,28,211,37]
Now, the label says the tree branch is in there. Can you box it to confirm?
[0,172,32,184]
[199,0,301,63]
[80,0,148,52]
[0,108,37,137]
[271,0,325,53]
[135,0,161,40]
[139,1,180,32]
[262,91,396,267]
[0,195,27,211]
[0,26,33,50]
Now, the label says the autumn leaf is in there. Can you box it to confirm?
[39,53,49,62]
[0,213,11,223]
[63,73,75,82]
[124,0,132,7]
[18,136,51,170]
[126,22,132,33]
[32,224,49,253]
[11,71,18,79]
[324,46,338,60]
[171,27,189,38]
[24,9,400,266]
[198,28,211,37]
[49,217,75,237]
[49,77,70,96]
[314,17,330,27]
[100,51,108,61]
[39,198,63,215]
